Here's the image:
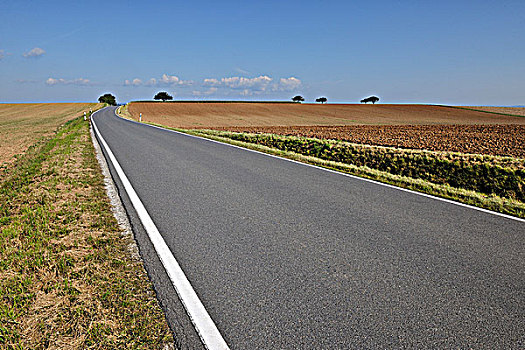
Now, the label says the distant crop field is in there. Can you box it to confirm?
[0,103,100,166]
[461,106,525,117]
[127,102,525,128]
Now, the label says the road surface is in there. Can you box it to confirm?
[92,107,524,349]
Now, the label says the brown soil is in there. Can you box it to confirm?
[210,125,525,158]
[462,106,525,117]
[0,103,100,166]
[128,102,525,128]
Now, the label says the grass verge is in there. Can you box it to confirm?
[0,115,172,348]
[116,104,132,120]
[130,119,524,219]
[196,130,525,200]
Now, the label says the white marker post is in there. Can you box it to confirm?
[139,113,142,122]
[84,112,87,121]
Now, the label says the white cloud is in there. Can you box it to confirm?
[223,76,272,89]
[23,47,46,58]
[160,74,180,85]
[121,73,302,97]
[145,78,157,86]
[124,74,192,87]
[198,75,301,96]
[203,75,273,93]
[276,77,302,91]
[203,78,220,85]
[159,74,193,86]
[46,77,91,86]
[124,78,143,86]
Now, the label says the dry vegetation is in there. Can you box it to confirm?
[128,102,525,128]
[0,103,101,170]
[0,111,172,347]
[213,124,525,158]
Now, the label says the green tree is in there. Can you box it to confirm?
[315,97,327,104]
[292,95,305,103]
[98,93,116,106]
[154,92,173,102]
[360,96,379,104]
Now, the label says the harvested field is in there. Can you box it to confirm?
[212,125,525,158]
[461,106,525,117]
[0,103,101,167]
[128,102,525,128]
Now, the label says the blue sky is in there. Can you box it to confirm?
[1,0,524,105]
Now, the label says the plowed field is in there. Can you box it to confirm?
[212,125,525,158]
[128,102,525,127]
[126,102,525,157]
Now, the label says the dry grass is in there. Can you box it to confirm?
[0,103,101,169]
[127,102,525,128]
[0,117,172,348]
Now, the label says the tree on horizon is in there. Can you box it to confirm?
[154,92,173,102]
[98,93,116,106]
[315,97,327,104]
[292,95,305,103]
[360,96,379,104]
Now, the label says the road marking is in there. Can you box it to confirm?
[92,108,230,350]
[113,107,525,224]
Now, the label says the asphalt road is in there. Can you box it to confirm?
[93,107,524,349]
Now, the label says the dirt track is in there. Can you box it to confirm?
[129,102,525,127]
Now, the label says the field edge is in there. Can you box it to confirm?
[117,108,524,219]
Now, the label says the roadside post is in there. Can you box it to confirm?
[139,113,142,122]
[84,112,87,121]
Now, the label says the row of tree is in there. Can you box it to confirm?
[97,92,173,105]
[152,92,381,104]
[98,92,380,105]
[292,95,380,104]
[291,96,327,104]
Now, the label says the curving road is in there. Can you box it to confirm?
[93,107,524,349]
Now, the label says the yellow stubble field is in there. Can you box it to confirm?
[0,103,101,167]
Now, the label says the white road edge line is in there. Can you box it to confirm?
[92,108,230,350]
[115,107,525,224]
